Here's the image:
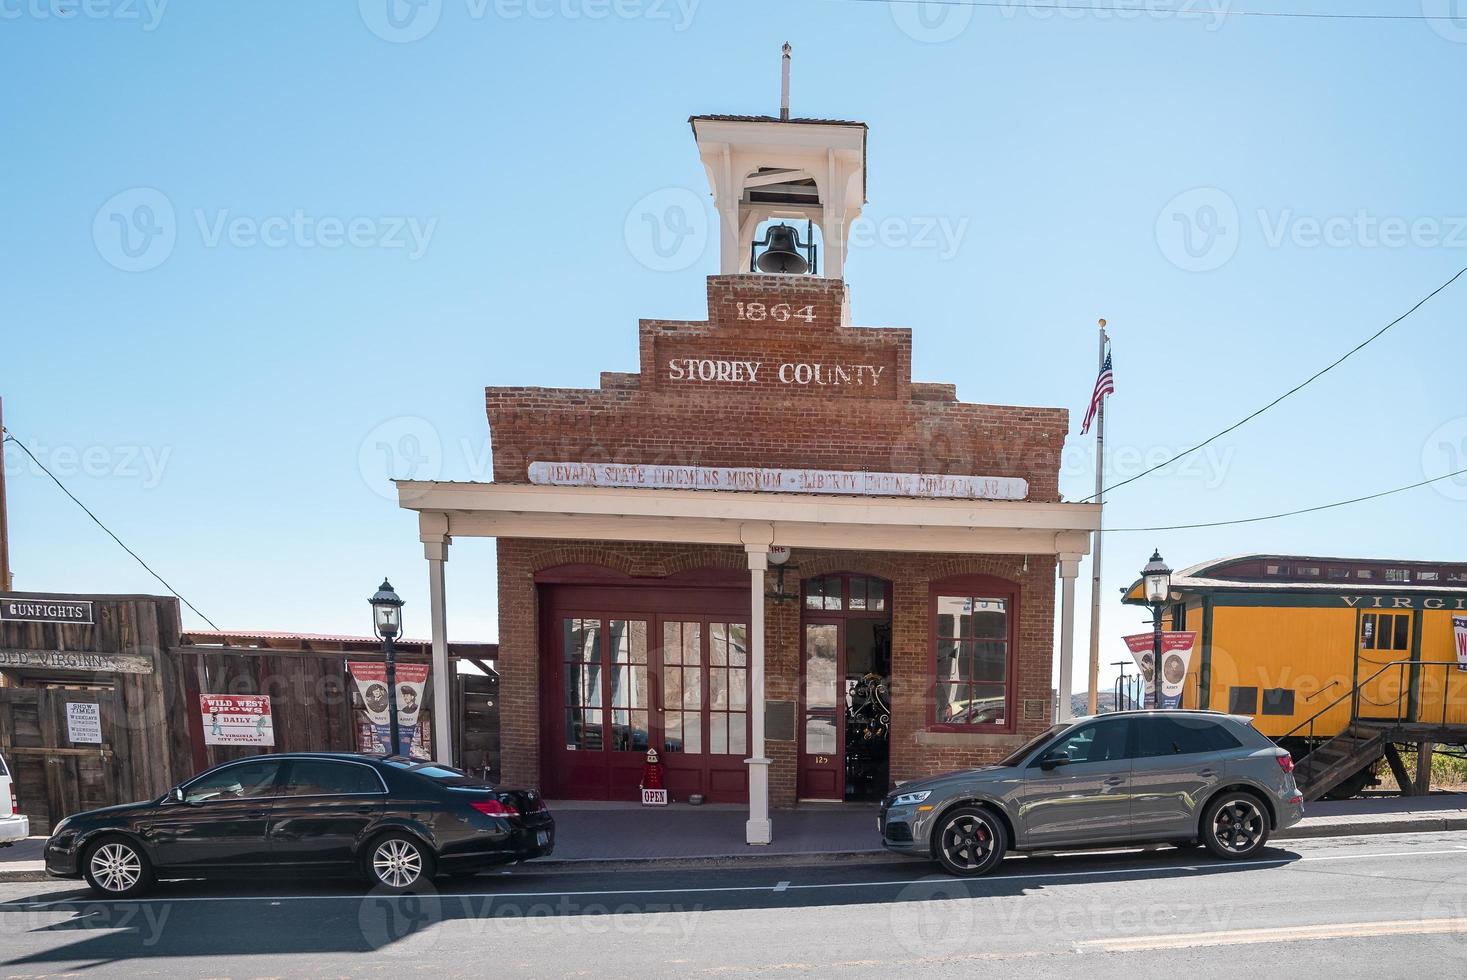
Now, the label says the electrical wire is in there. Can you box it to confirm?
[1087,263,1467,501]
[1107,465,1467,532]
[830,0,1467,22]
[1,429,222,631]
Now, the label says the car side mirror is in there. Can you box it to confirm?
[170,787,185,804]
[1039,750,1071,771]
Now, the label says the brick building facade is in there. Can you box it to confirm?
[397,102,1097,843]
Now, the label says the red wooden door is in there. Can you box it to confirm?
[798,619,843,800]
[540,579,748,802]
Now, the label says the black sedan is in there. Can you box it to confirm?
[44,753,554,897]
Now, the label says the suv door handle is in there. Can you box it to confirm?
[1197,769,1218,778]
[1103,776,1126,786]
[245,810,266,818]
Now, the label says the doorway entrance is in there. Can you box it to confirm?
[798,573,892,801]
[539,577,751,802]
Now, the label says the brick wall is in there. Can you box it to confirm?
[487,274,1069,804]
[486,275,1068,502]
[496,538,1056,805]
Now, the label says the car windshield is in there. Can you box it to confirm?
[997,723,1069,766]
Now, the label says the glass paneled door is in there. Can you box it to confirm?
[657,619,750,802]
[552,612,748,802]
[799,621,842,799]
[557,617,651,799]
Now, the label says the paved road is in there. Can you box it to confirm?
[2,831,1466,977]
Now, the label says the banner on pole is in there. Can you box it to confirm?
[347,661,430,756]
[1123,632,1197,709]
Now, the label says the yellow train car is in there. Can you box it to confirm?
[1123,554,1467,800]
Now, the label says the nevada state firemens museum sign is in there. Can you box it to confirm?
[528,461,1029,501]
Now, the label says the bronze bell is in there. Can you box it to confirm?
[752,222,815,275]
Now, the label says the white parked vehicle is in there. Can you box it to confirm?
[0,752,29,845]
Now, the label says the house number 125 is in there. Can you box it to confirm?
[736,302,816,324]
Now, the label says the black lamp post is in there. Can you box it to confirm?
[369,579,405,756]
[1140,550,1172,710]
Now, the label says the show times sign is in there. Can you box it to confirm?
[0,597,94,625]
[200,694,275,746]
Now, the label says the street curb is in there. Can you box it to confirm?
[2,816,1462,882]
[1275,815,1467,840]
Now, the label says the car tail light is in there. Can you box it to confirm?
[1276,752,1295,774]
[470,799,519,817]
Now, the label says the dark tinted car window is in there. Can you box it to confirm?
[184,761,282,803]
[283,761,384,796]
[1133,716,1242,758]
[1039,719,1129,765]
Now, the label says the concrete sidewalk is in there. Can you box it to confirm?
[4,792,1464,880]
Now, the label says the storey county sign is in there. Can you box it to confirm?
[665,358,887,388]
[0,648,154,674]
[0,597,94,625]
[528,461,1029,501]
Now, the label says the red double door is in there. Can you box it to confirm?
[541,582,751,803]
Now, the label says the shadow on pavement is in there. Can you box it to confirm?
[0,845,1303,965]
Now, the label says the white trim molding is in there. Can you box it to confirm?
[399,481,1098,557]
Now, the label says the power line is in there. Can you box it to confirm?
[1086,262,1467,502]
[831,0,1467,22]
[1107,465,1467,532]
[1,429,222,631]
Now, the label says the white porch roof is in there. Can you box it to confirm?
[395,481,1100,557]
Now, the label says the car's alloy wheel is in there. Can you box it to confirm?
[371,837,426,889]
[1204,795,1268,858]
[82,838,154,898]
[934,806,1006,876]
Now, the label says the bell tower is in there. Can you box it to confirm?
[690,43,867,282]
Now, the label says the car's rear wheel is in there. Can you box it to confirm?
[365,833,435,891]
[82,836,155,898]
[1201,792,1270,859]
[932,805,1007,877]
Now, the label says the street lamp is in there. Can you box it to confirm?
[369,578,405,756]
[1140,550,1171,710]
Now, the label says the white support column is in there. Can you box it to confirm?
[421,512,455,766]
[743,531,773,845]
[1057,552,1081,721]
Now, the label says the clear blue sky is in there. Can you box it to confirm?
[3,2,1465,694]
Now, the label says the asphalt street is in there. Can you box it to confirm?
[2,831,1466,977]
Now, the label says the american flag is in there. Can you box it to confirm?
[1081,350,1114,435]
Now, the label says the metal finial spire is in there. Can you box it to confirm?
[780,42,791,121]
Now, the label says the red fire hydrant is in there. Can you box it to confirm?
[640,747,667,805]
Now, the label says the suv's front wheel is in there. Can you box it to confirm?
[1200,792,1270,859]
[932,805,1007,877]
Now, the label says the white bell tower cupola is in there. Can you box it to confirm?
[689,43,867,281]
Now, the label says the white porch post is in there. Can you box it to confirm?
[1057,552,1081,721]
[421,512,455,766]
[743,537,772,845]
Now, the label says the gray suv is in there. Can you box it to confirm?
[880,710,1304,876]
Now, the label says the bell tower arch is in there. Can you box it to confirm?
[690,44,867,282]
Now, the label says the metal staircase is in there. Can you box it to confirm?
[1283,659,1467,801]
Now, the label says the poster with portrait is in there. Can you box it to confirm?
[347,662,431,756]
[1123,632,1198,709]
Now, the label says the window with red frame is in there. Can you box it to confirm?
[933,591,1011,728]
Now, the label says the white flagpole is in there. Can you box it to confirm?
[1087,319,1108,716]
